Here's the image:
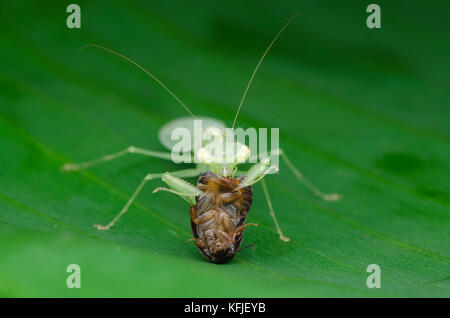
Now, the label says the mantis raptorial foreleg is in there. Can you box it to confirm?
[94,168,202,230]
[153,171,204,204]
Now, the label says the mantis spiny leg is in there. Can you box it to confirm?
[95,168,201,230]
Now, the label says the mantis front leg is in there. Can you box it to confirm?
[95,168,202,230]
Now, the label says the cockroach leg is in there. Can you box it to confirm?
[218,211,232,234]
[232,223,258,242]
[198,211,216,224]
[190,206,200,224]
[195,238,206,249]
[191,208,216,225]
[216,230,232,242]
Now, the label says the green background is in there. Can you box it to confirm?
[0,0,449,297]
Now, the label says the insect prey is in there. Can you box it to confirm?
[61,14,341,264]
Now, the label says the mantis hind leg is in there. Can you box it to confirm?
[280,150,341,201]
[240,149,341,243]
[95,168,201,231]
[261,179,290,242]
[236,160,290,242]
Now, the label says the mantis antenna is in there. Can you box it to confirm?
[79,43,195,118]
[232,13,299,128]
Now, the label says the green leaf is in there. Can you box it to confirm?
[0,0,449,297]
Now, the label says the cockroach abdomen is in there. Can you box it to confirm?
[190,172,253,264]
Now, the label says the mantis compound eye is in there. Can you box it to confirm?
[235,144,250,163]
[197,147,213,164]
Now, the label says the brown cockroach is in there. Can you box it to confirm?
[61,14,340,264]
[191,171,254,263]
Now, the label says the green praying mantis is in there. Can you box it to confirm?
[61,14,341,244]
